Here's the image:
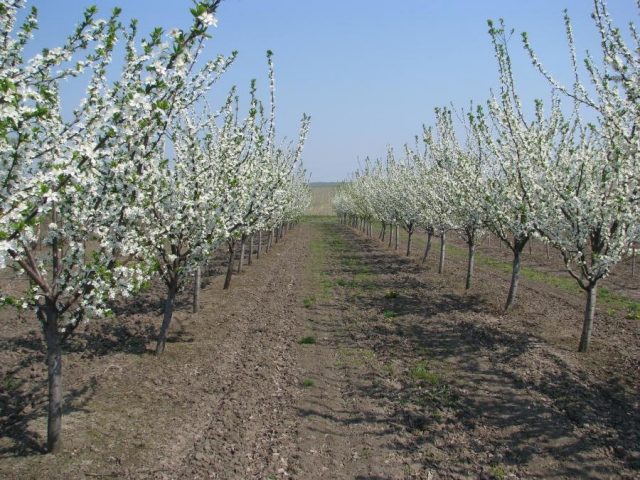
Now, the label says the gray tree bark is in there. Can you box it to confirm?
[406,230,413,256]
[193,266,201,313]
[237,235,246,273]
[224,242,235,289]
[466,241,475,290]
[43,304,62,453]
[156,278,178,356]
[578,283,598,352]
[422,230,433,264]
[394,224,399,251]
[505,251,521,311]
[257,231,262,259]
[438,231,446,274]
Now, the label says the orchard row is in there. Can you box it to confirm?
[0,0,310,453]
[333,0,639,355]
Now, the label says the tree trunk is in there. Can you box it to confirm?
[237,235,246,273]
[394,224,399,251]
[275,226,279,243]
[192,266,201,313]
[257,231,262,259]
[438,231,446,274]
[156,279,177,356]
[578,283,598,352]
[43,304,62,453]
[422,231,433,264]
[36,224,43,251]
[406,230,413,256]
[224,242,235,289]
[632,245,636,277]
[248,235,253,266]
[546,243,550,260]
[388,225,393,248]
[465,241,475,290]
[504,246,523,311]
[380,223,386,241]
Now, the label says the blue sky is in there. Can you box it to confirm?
[21,1,638,181]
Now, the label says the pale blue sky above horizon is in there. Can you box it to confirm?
[21,1,638,181]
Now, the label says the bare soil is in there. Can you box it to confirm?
[1,218,638,479]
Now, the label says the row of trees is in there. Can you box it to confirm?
[333,0,639,354]
[0,0,310,453]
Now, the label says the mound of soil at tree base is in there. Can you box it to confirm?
[0,219,638,479]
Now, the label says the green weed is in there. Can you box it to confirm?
[3,375,18,391]
[490,465,507,480]
[383,310,399,318]
[299,336,316,345]
[409,362,440,384]
[383,363,395,375]
[301,378,315,387]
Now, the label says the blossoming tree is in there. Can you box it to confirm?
[520,0,640,351]
[0,0,222,452]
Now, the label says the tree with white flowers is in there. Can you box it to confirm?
[410,145,455,274]
[215,55,311,290]
[467,19,560,311]
[387,155,422,256]
[424,107,487,289]
[519,0,640,351]
[0,0,223,452]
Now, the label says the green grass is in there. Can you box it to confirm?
[598,287,640,319]
[383,363,395,375]
[384,290,399,299]
[301,378,315,387]
[307,218,333,296]
[489,465,508,480]
[3,375,19,391]
[383,310,399,318]
[312,220,375,291]
[409,362,440,384]
[448,242,640,318]
[299,335,316,345]
[336,347,378,368]
[302,296,316,308]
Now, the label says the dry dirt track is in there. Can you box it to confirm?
[1,218,639,479]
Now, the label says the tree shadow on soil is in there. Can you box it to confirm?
[0,291,201,458]
[312,222,640,477]
[0,364,98,458]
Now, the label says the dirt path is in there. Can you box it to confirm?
[1,218,638,479]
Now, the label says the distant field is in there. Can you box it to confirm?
[308,182,338,216]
